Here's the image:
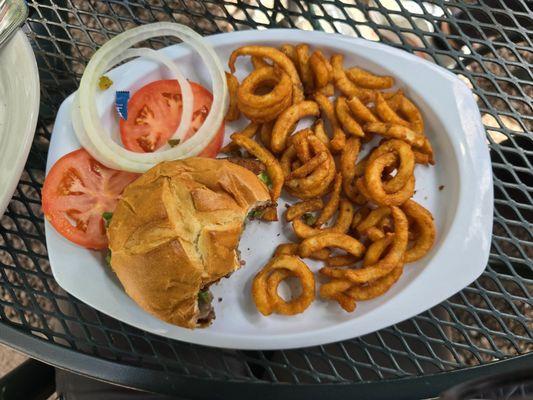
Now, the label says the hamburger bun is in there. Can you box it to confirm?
[108,158,271,328]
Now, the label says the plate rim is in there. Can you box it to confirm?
[0,29,40,217]
[46,28,493,350]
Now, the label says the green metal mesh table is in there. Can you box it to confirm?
[0,1,531,398]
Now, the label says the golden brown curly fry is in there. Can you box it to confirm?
[237,66,293,122]
[357,206,392,235]
[280,44,297,64]
[292,199,354,239]
[220,122,260,154]
[365,153,415,206]
[271,101,320,153]
[309,50,331,90]
[314,92,346,152]
[413,150,430,165]
[285,199,324,222]
[320,207,408,283]
[367,139,415,193]
[231,133,284,201]
[330,54,375,103]
[402,200,436,263]
[346,96,379,124]
[291,128,313,162]
[274,243,299,256]
[229,45,304,103]
[258,121,274,150]
[335,97,364,137]
[315,173,342,227]
[346,67,394,89]
[383,90,404,110]
[288,151,327,179]
[399,96,424,135]
[280,145,297,178]
[312,119,330,147]
[253,255,314,316]
[364,122,427,149]
[340,137,361,202]
[317,83,334,97]
[296,44,314,94]
[375,92,410,126]
[287,136,336,198]
[300,231,366,259]
[251,56,270,69]
[225,72,240,122]
[325,254,359,267]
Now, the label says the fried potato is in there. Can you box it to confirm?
[400,96,424,135]
[221,122,260,154]
[414,150,432,165]
[285,135,336,199]
[295,44,314,94]
[335,96,364,137]
[225,72,240,122]
[271,101,320,153]
[314,92,346,152]
[253,255,315,316]
[300,231,366,259]
[366,226,386,241]
[261,205,278,222]
[330,54,375,103]
[367,139,415,193]
[292,199,353,239]
[231,133,284,201]
[312,119,330,148]
[237,66,293,122]
[364,152,415,206]
[288,151,328,179]
[274,243,299,256]
[346,95,379,124]
[320,207,408,284]
[280,145,297,178]
[317,83,334,97]
[346,67,394,90]
[291,128,313,162]
[325,254,359,267]
[402,200,436,263]
[285,199,324,222]
[259,120,274,150]
[383,90,404,111]
[229,45,304,103]
[340,137,361,202]
[364,122,427,150]
[346,265,403,300]
[375,92,410,127]
[356,206,391,235]
[309,50,331,90]
[280,44,297,64]
[315,173,342,227]
[251,56,270,69]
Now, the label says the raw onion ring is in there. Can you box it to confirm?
[74,22,227,173]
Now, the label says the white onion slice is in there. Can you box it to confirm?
[72,47,194,167]
[73,22,227,172]
[71,48,194,169]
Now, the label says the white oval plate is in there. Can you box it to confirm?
[0,30,40,217]
[46,29,493,350]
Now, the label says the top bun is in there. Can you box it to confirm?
[108,157,271,328]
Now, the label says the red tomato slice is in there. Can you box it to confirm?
[42,149,139,250]
[120,80,224,157]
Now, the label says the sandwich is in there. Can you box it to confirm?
[107,157,271,328]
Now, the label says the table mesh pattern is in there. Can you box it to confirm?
[0,0,531,385]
